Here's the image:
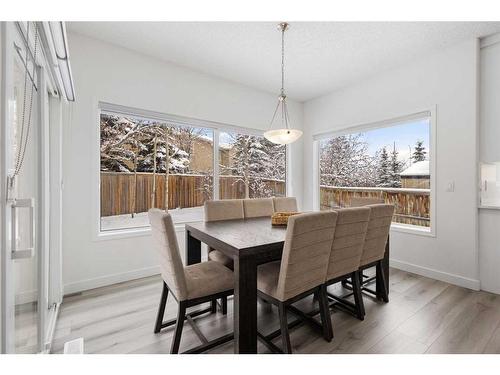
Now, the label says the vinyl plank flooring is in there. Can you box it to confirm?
[425,291,500,353]
[51,270,500,354]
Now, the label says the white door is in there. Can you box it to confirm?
[0,21,48,354]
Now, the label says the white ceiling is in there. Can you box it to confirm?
[67,22,500,102]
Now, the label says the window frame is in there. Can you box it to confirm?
[312,108,436,237]
[92,101,289,240]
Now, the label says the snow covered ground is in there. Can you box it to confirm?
[101,206,203,231]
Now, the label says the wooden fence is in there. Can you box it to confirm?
[101,172,285,217]
[320,185,431,227]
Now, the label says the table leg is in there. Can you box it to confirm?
[234,255,257,354]
[186,230,201,265]
[377,235,390,300]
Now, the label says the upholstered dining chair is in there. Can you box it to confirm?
[256,211,338,353]
[204,199,244,270]
[357,204,394,303]
[243,197,275,218]
[148,209,235,354]
[325,207,370,320]
[273,197,298,212]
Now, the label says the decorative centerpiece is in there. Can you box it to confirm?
[271,211,301,226]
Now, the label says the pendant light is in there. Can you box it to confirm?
[264,22,302,145]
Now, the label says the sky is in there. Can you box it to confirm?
[186,119,430,162]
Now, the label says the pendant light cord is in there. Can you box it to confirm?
[281,25,285,95]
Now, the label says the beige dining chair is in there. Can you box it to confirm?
[243,197,275,218]
[325,207,371,320]
[256,211,338,353]
[148,209,235,354]
[358,204,394,303]
[204,199,244,270]
[204,199,244,313]
[273,197,298,212]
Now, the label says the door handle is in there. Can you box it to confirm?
[11,198,35,260]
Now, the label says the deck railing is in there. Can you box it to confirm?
[320,185,431,227]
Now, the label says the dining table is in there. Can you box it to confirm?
[185,216,390,354]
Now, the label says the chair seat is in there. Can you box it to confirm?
[185,261,234,300]
[257,260,281,300]
[208,249,234,269]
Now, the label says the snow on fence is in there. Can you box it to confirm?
[100,172,286,217]
[320,185,430,227]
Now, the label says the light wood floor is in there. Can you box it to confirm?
[51,268,500,354]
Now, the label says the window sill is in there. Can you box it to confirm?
[390,223,435,238]
[93,220,203,242]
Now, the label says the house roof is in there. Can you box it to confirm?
[400,160,429,177]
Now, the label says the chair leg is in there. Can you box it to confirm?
[376,261,389,303]
[210,299,217,314]
[318,285,334,342]
[221,296,228,315]
[351,271,365,320]
[154,282,169,333]
[278,303,292,354]
[170,301,187,354]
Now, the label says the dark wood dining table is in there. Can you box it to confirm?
[185,216,390,354]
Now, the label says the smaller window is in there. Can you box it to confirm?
[318,116,431,229]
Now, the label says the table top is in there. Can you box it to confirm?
[185,217,288,258]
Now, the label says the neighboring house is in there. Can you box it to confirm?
[188,137,234,173]
[400,160,430,188]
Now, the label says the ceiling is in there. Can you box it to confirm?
[67,22,500,102]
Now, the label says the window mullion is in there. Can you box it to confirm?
[213,129,220,201]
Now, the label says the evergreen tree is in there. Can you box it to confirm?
[412,140,427,162]
[377,147,391,187]
[388,143,404,188]
[226,134,274,198]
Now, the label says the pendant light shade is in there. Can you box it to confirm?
[264,22,302,146]
[263,128,303,145]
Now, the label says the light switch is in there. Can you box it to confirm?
[445,181,455,192]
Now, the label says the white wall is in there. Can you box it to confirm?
[303,39,480,289]
[62,32,304,294]
[479,35,500,294]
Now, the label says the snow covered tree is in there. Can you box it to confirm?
[320,134,378,187]
[412,140,427,162]
[389,143,403,188]
[221,134,284,198]
[377,147,391,187]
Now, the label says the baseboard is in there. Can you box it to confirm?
[15,290,37,305]
[390,259,481,291]
[63,265,160,295]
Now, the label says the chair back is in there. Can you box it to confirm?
[326,207,370,281]
[204,199,244,222]
[243,198,275,218]
[276,211,338,301]
[350,196,384,207]
[148,209,188,301]
[273,197,298,212]
[359,204,394,267]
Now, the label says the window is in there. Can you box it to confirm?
[219,131,286,199]
[99,106,288,233]
[318,114,432,230]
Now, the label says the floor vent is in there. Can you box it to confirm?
[63,338,84,354]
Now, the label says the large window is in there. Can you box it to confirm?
[318,114,432,229]
[99,107,287,232]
